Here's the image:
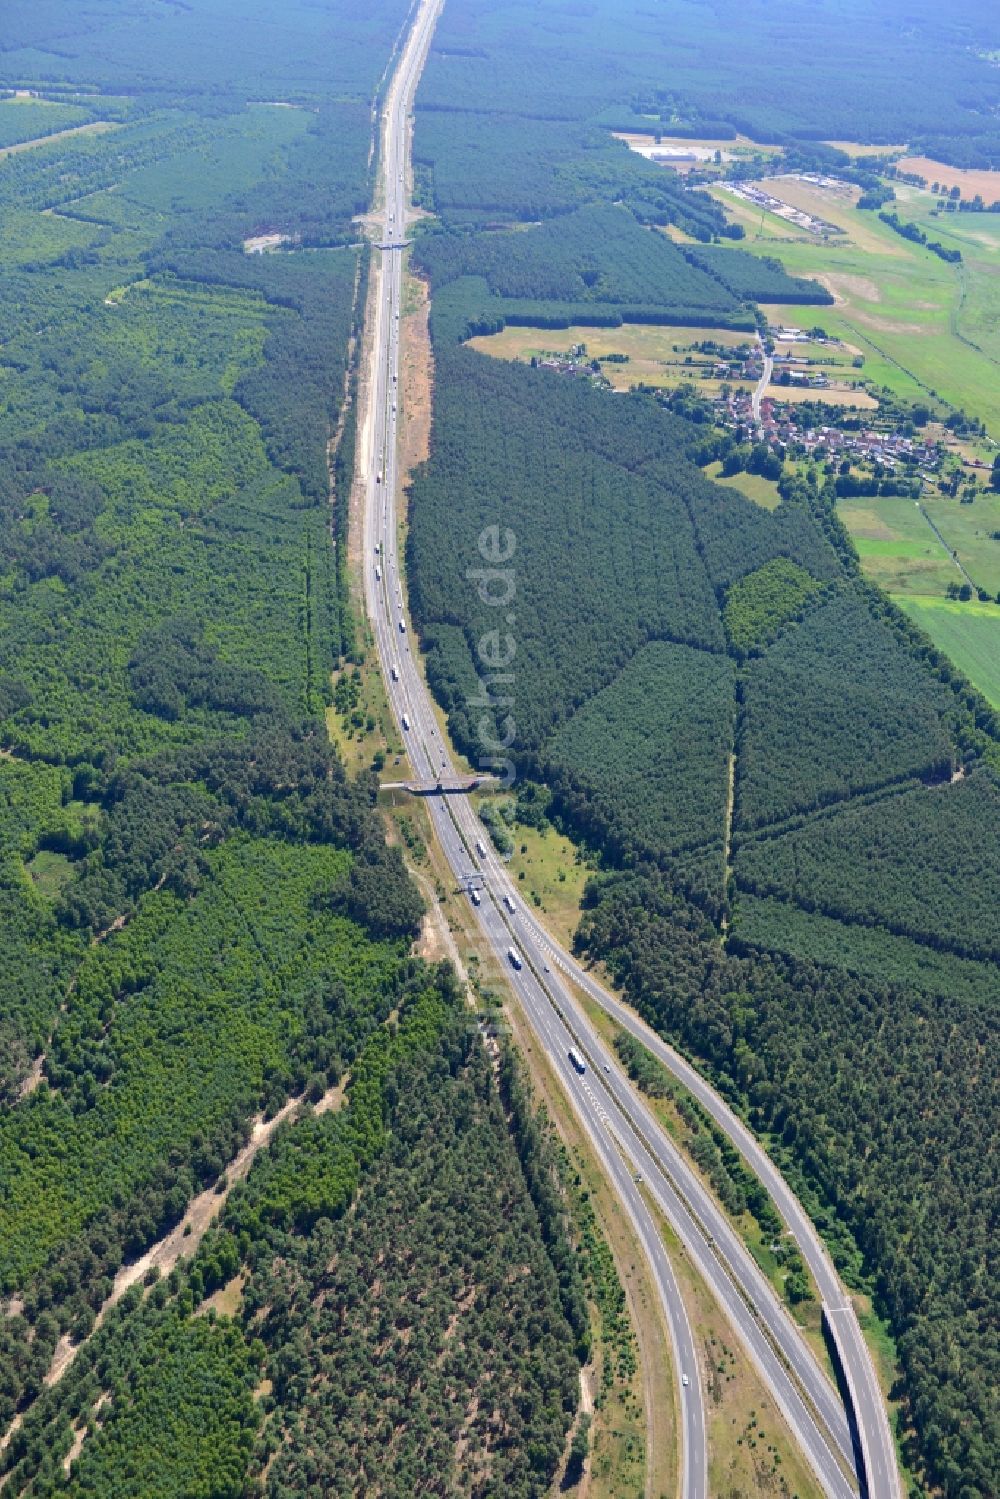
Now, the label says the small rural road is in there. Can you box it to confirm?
[752,333,774,421]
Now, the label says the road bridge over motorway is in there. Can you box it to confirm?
[378,776,490,795]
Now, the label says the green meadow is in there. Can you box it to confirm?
[837,496,960,594]
[897,596,1000,707]
[836,489,1000,704]
[923,491,1000,596]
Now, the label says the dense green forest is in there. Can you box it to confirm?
[413,109,736,237]
[409,173,1000,1485]
[541,641,735,875]
[419,0,1000,169]
[0,6,598,1497]
[734,593,957,828]
[683,245,831,306]
[413,204,744,316]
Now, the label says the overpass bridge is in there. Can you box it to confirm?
[378,775,492,796]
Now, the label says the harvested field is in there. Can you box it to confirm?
[897,156,1000,203]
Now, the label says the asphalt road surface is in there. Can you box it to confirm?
[752,332,774,421]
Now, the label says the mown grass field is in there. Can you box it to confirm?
[703,461,783,510]
[838,492,1000,597]
[837,493,1000,703]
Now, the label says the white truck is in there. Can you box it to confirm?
[401,713,410,732]
[503,893,516,914]
[507,947,522,970]
[475,840,486,858]
[398,619,406,634]
[568,1048,586,1076]
[470,889,481,907]
[390,665,399,682]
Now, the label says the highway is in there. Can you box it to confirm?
[362,18,705,1494]
[358,4,899,1497]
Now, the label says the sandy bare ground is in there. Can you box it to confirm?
[0,121,117,159]
[413,868,470,985]
[16,1056,44,1102]
[29,1087,346,1402]
[348,246,383,578]
[817,271,883,305]
[2,1081,352,1478]
[400,272,434,485]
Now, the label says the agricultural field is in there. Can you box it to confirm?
[465,305,871,405]
[836,489,1000,702]
[896,156,1000,203]
[922,491,1000,596]
[467,321,753,390]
